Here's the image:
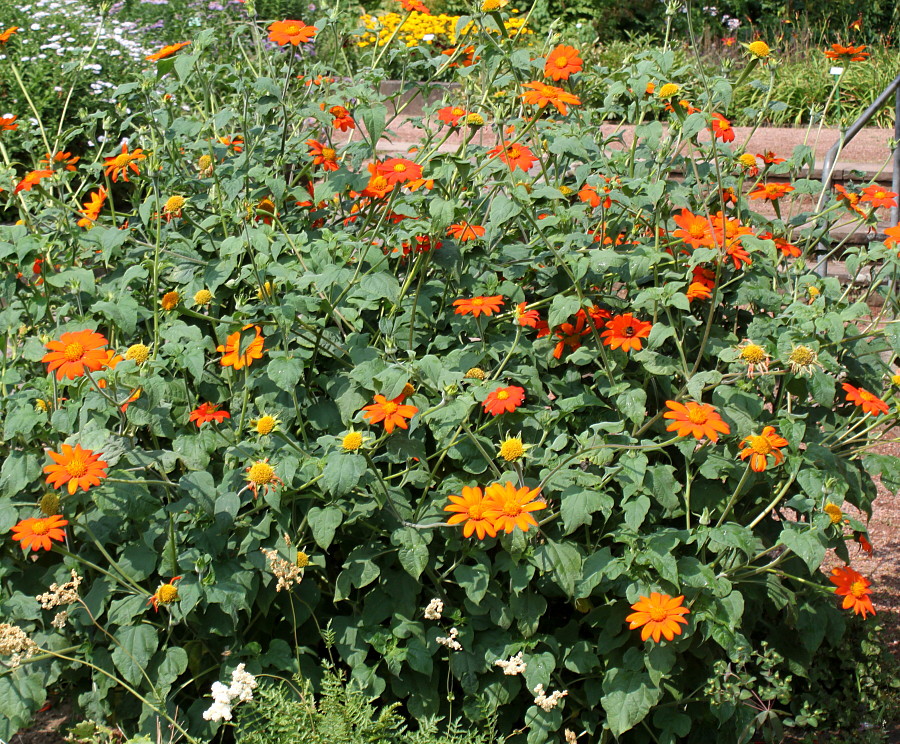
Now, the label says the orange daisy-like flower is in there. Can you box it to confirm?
[483,481,545,533]
[437,106,467,126]
[758,231,801,258]
[268,20,317,46]
[842,383,889,416]
[544,44,583,81]
[483,385,525,416]
[444,486,498,539]
[44,444,109,495]
[399,0,430,12]
[859,185,897,209]
[834,184,866,216]
[377,158,422,185]
[447,222,485,241]
[217,324,265,370]
[748,182,794,201]
[361,394,419,433]
[77,186,107,229]
[14,169,54,194]
[329,105,355,131]
[515,302,541,328]
[672,208,714,249]
[0,113,18,131]
[882,224,900,249]
[663,400,731,442]
[625,593,690,642]
[758,150,786,165]
[521,81,581,116]
[146,41,190,61]
[307,139,339,172]
[43,329,109,380]
[487,141,536,172]
[148,576,182,612]
[453,295,504,317]
[553,310,591,359]
[218,135,244,153]
[10,514,69,552]
[824,44,869,62]
[710,113,734,142]
[829,566,876,619]
[188,402,231,428]
[103,143,146,183]
[40,151,80,171]
[0,26,19,44]
[600,313,652,352]
[686,282,712,302]
[738,425,788,472]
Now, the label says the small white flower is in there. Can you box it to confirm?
[436,627,462,651]
[533,683,568,711]
[423,598,443,620]
[494,651,527,676]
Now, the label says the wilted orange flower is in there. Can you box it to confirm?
[544,44,582,81]
[824,43,869,62]
[834,184,865,216]
[710,113,734,142]
[255,197,277,224]
[218,324,265,370]
[377,158,422,185]
[218,135,244,153]
[483,385,525,416]
[43,329,109,380]
[188,402,231,428]
[14,169,54,194]
[672,208,714,249]
[855,532,873,554]
[842,383,889,416]
[748,182,794,201]
[44,444,108,494]
[686,282,712,302]
[453,295,504,317]
[487,141,536,171]
[759,231,801,258]
[447,222,484,241]
[738,426,788,471]
[94,349,123,389]
[521,81,581,115]
[444,486,498,539]
[77,186,107,229]
[103,143,146,183]
[600,313,652,352]
[307,139,339,172]
[663,400,731,442]
[0,113,17,131]
[859,185,897,209]
[361,394,418,433]
[268,20,316,46]
[0,26,18,43]
[399,0,430,12]
[246,459,282,499]
[11,515,69,552]
[148,576,182,611]
[40,151,80,171]
[483,482,545,533]
[146,41,190,60]
[830,566,875,619]
[437,106,467,126]
[329,105,355,131]
[553,311,591,359]
[626,593,689,642]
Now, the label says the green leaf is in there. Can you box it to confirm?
[488,193,521,227]
[112,624,159,686]
[617,387,647,425]
[267,356,304,392]
[601,667,661,736]
[533,540,583,597]
[392,527,429,579]
[0,670,46,740]
[308,505,344,549]
[548,294,582,329]
[322,451,366,496]
[779,524,827,572]
[359,103,387,147]
[560,487,613,534]
[455,560,491,604]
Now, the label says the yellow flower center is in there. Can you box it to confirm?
[688,223,706,238]
[322,147,336,160]
[789,346,815,366]
[194,289,213,306]
[255,416,276,435]
[874,191,885,199]
[738,153,757,168]
[63,342,85,362]
[125,344,150,364]
[39,493,60,516]
[465,367,485,380]
[248,462,275,485]
[507,147,521,159]
[807,286,820,298]
[452,107,464,116]
[824,504,843,524]
[164,195,185,213]
[198,155,212,170]
[65,457,88,478]
[496,390,509,401]
[157,583,179,603]
[382,401,399,415]
[466,113,485,125]
[468,502,489,519]
[31,519,50,535]
[850,580,867,598]
[748,40,770,58]
[286,24,300,34]
[687,407,709,425]
[555,56,568,68]
[113,153,131,167]
[499,438,524,461]
[161,291,180,310]
[747,435,773,455]
[296,551,310,568]
[739,344,766,364]
[891,374,900,386]
[393,163,407,173]
[501,499,521,517]
[342,431,363,451]
[648,607,668,622]
[657,83,680,98]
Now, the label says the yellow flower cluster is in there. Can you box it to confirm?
[357,10,530,48]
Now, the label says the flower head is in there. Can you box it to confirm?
[44,444,108,495]
[146,41,190,60]
[217,325,265,370]
[672,209,714,249]
[487,141,536,171]
[787,345,822,376]
[194,289,213,306]
[829,566,875,619]
[553,311,591,359]
[437,106,468,126]
[103,143,146,183]
[148,577,182,611]
[544,44,582,81]
[161,291,180,310]
[483,385,525,416]
[10,515,68,552]
[663,400,730,442]
[77,186,107,228]
[498,436,526,462]
[444,486,498,539]
[521,81,581,115]
[361,394,418,433]
[710,113,734,142]
[246,459,281,499]
[307,139,339,172]
[824,43,869,63]
[42,330,109,380]
[859,185,897,209]
[749,182,794,201]
[626,593,689,642]
[268,20,317,46]
[738,426,788,471]
[377,158,422,185]
[483,481,545,533]
[189,402,231,428]
[656,83,680,99]
[464,367,486,380]
[447,222,485,241]
[747,40,771,59]
[453,295,504,317]
[15,170,54,194]
[125,343,150,364]
[600,313,652,353]
[735,340,770,378]
[0,27,19,44]
[341,430,367,451]
[251,414,280,436]
[842,383,889,417]
[824,503,844,525]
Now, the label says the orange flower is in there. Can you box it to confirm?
[663,400,731,442]
[268,20,317,46]
[245,459,282,499]
[738,426,788,471]
[483,482,545,533]
[329,105,355,131]
[544,44,583,81]
[437,106,467,126]
[307,139,339,172]
[0,26,18,43]
[672,208,714,249]
[758,231,801,258]
[218,135,244,153]
[710,113,734,142]
[855,532,873,555]
[0,113,17,131]
[14,169,54,194]
[600,313,652,352]
[829,566,876,619]
[521,81,581,115]
[882,224,900,249]
[44,444,109,495]
[377,158,422,185]
[146,41,190,60]
[626,593,690,642]
[399,0,430,12]
[483,385,525,416]
[77,186,107,228]
[453,295,504,317]
[103,143,146,183]
[444,486,498,539]
[842,383,889,416]
[758,151,786,165]
[515,302,541,328]
[447,222,484,241]
[824,43,869,62]
[441,45,477,67]
[217,325,265,370]
[748,182,794,201]
[40,151,80,171]
[686,282,712,302]
[148,576,182,611]
[859,185,897,209]
[361,394,418,433]
[834,184,866,216]
[487,141,536,171]
[188,402,231,428]
[43,329,109,380]
[553,311,591,359]
[10,515,68,552]
[95,349,123,389]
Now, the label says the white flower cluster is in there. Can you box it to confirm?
[494,651,527,676]
[533,683,568,712]
[202,663,258,722]
[423,598,443,620]
[436,627,462,651]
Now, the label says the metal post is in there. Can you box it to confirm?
[892,86,900,227]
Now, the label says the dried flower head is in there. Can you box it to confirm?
[36,570,83,610]
[0,623,38,668]
[261,546,305,592]
[495,651,527,675]
[464,367,486,380]
[533,683,568,711]
[436,627,462,651]
[735,340,770,378]
[125,343,150,364]
[787,345,822,376]
[424,598,444,620]
[193,289,213,306]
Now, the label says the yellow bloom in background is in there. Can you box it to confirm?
[341,430,366,452]
[257,281,275,301]
[194,289,213,306]
[481,0,509,10]
[747,40,771,59]
[466,113,485,126]
[824,503,844,525]
[737,153,758,169]
[498,436,526,462]
[891,374,900,386]
[656,83,680,99]
[251,414,280,436]
[161,291,180,311]
[465,367,486,380]
[125,343,150,364]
